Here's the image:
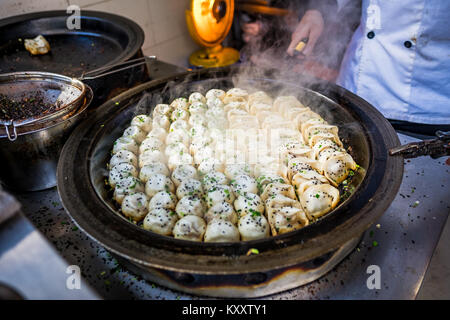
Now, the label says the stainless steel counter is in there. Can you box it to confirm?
[7,133,449,300]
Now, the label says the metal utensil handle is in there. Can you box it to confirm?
[389,130,450,159]
[79,56,156,81]
[4,123,18,141]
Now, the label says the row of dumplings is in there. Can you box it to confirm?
[107,87,357,241]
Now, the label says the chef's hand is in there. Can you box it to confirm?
[287,9,324,57]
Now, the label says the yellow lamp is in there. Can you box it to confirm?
[186,0,240,68]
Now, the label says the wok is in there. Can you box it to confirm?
[57,66,403,297]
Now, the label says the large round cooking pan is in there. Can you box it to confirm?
[57,66,403,297]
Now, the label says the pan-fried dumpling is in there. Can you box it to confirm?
[139,149,166,168]
[171,164,198,187]
[169,119,189,132]
[201,171,228,190]
[204,201,238,224]
[279,144,314,164]
[224,88,248,104]
[152,114,171,130]
[294,110,322,127]
[139,162,170,183]
[189,125,208,140]
[193,146,215,164]
[309,132,343,148]
[238,213,270,241]
[223,101,247,113]
[294,179,324,197]
[249,102,272,115]
[224,163,253,179]
[190,135,212,155]
[287,157,323,179]
[165,129,190,147]
[305,124,339,146]
[290,166,328,186]
[248,91,273,106]
[131,115,152,132]
[143,208,178,236]
[204,219,240,242]
[113,176,145,204]
[145,173,175,197]
[228,115,259,129]
[262,119,296,131]
[164,142,188,158]
[273,95,304,113]
[189,92,206,104]
[170,97,189,111]
[312,138,342,158]
[176,178,203,199]
[227,108,248,121]
[147,126,167,141]
[112,136,139,155]
[175,195,205,218]
[255,174,286,194]
[317,146,344,163]
[173,215,206,241]
[253,160,288,180]
[300,118,327,137]
[167,152,194,171]
[122,125,146,144]
[189,101,207,115]
[299,183,340,219]
[284,107,310,121]
[234,193,264,217]
[205,184,235,207]
[209,127,226,143]
[323,153,357,186]
[121,192,149,222]
[171,108,189,122]
[260,182,296,203]
[110,150,138,168]
[148,191,177,210]
[197,158,224,176]
[230,174,258,195]
[265,194,309,235]
[153,104,172,117]
[302,123,339,140]
[205,106,226,121]
[109,162,138,188]
[139,137,164,154]
[205,88,226,101]
[206,97,225,110]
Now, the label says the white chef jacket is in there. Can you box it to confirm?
[336,0,450,124]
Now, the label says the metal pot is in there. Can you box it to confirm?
[0,85,93,191]
[57,66,403,297]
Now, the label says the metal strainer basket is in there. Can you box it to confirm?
[0,71,86,140]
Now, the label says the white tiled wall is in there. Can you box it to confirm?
[0,0,200,67]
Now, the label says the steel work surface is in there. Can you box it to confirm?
[12,133,450,299]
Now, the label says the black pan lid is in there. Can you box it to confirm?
[0,10,145,78]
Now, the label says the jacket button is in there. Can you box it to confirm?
[367,31,375,39]
[404,40,412,48]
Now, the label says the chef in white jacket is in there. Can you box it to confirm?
[287,0,450,133]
